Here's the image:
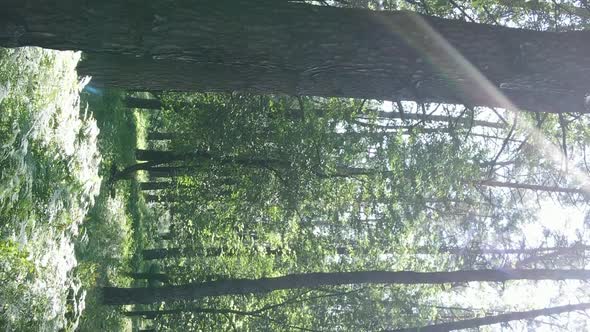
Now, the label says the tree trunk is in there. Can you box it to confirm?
[124,307,263,319]
[142,248,182,260]
[4,1,590,112]
[144,244,571,261]
[515,243,590,268]
[141,246,300,260]
[123,96,163,110]
[134,149,391,178]
[140,181,175,191]
[496,0,590,20]
[148,132,178,141]
[145,193,197,203]
[135,149,289,169]
[389,302,590,332]
[479,180,587,195]
[148,167,192,179]
[127,272,170,283]
[136,149,190,163]
[102,269,590,305]
[439,245,590,256]
[126,97,504,129]
[159,232,174,241]
[356,110,505,129]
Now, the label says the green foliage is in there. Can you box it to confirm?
[0,240,36,327]
[0,47,101,331]
[135,91,490,330]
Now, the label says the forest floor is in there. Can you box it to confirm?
[75,89,154,331]
[0,47,153,331]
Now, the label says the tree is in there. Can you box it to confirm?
[3,1,590,112]
[123,96,163,110]
[389,302,590,332]
[126,272,170,284]
[127,95,506,129]
[479,180,588,195]
[103,269,590,305]
[113,148,407,181]
[141,246,294,260]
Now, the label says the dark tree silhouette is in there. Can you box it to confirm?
[103,269,590,305]
[2,1,589,112]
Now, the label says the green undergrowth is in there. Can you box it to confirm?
[0,46,152,331]
[0,48,150,331]
[0,47,101,331]
[75,90,152,331]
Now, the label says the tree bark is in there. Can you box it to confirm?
[389,302,590,332]
[134,149,394,179]
[515,243,590,268]
[439,245,590,256]
[125,97,505,129]
[141,246,302,260]
[144,193,199,203]
[124,96,218,112]
[4,1,590,112]
[142,248,182,260]
[127,272,170,283]
[140,181,175,191]
[148,167,192,179]
[496,0,590,20]
[143,244,573,261]
[148,132,178,141]
[355,110,505,128]
[159,232,174,241]
[479,180,587,195]
[123,96,163,110]
[102,269,590,305]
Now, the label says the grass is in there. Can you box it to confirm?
[75,89,154,331]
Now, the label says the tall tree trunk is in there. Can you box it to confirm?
[144,193,197,203]
[124,306,273,319]
[496,0,590,20]
[4,1,589,112]
[140,181,175,191]
[124,96,217,112]
[123,96,163,109]
[127,272,170,283]
[122,95,505,130]
[148,132,178,141]
[134,149,394,179]
[102,269,590,305]
[142,244,570,261]
[142,248,182,260]
[479,180,587,195]
[135,149,290,169]
[515,243,590,268]
[141,246,299,260]
[439,244,590,256]
[148,167,192,179]
[159,232,174,241]
[356,110,505,129]
[389,302,590,332]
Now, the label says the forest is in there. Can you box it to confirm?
[1,0,590,331]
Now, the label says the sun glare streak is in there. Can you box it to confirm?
[374,12,590,194]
